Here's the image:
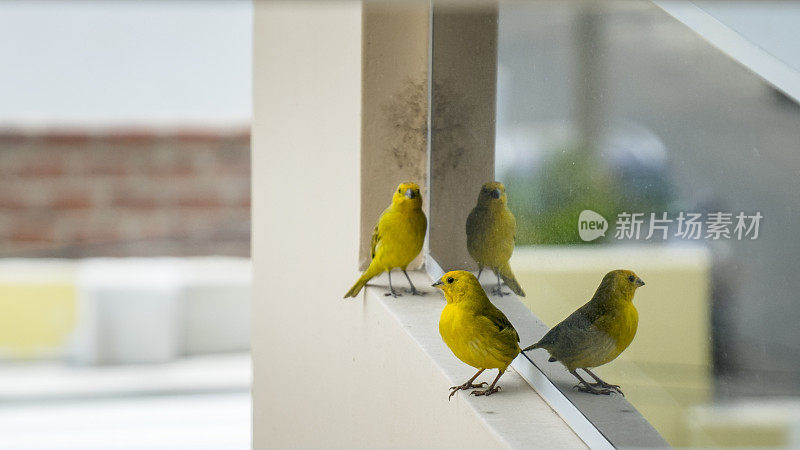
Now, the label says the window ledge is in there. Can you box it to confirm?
[363,270,586,449]
[422,259,669,448]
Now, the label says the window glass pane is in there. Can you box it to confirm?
[497,1,800,447]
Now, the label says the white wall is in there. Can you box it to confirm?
[250,3,584,448]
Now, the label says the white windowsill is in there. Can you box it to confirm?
[363,270,586,448]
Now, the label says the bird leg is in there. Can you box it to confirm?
[569,370,613,395]
[490,270,510,297]
[448,369,487,400]
[476,267,483,281]
[583,368,624,396]
[384,271,401,297]
[471,370,504,397]
[402,269,425,296]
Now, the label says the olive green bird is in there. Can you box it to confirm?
[523,270,645,395]
[434,270,521,399]
[344,182,427,298]
[466,181,525,297]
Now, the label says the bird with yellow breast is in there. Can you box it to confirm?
[523,269,645,395]
[344,182,427,298]
[466,181,525,297]
[434,270,521,399]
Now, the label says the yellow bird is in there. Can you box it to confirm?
[523,270,645,395]
[466,181,525,297]
[434,270,521,399]
[344,182,427,298]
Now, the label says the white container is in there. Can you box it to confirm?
[72,259,183,365]
[180,258,251,355]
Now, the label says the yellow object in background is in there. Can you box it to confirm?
[434,270,521,399]
[466,181,525,297]
[0,262,77,358]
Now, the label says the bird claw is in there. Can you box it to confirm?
[449,382,487,391]
[573,383,614,396]
[590,382,624,396]
[384,290,402,298]
[490,287,511,297]
[448,382,488,400]
[405,288,425,296]
[470,386,501,397]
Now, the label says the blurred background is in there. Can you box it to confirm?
[5,0,800,448]
[495,1,800,447]
[0,1,251,448]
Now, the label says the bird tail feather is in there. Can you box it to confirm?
[344,262,383,298]
[498,261,525,297]
[522,342,540,352]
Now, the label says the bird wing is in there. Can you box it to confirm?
[506,207,518,247]
[533,302,625,368]
[370,222,380,259]
[483,304,521,344]
[509,206,517,241]
[465,207,479,237]
[370,206,391,259]
[465,207,480,255]
[464,307,520,368]
[537,302,601,348]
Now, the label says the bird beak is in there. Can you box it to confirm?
[636,278,645,287]
[431,280,444,288]
[490,189,501,199]
[405,188,415,199]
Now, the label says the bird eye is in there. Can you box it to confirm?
[446,277,454,284]
[628,275,635,282]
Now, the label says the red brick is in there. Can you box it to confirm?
[0,128,251,257]
[17,162,64,177]
[51,192,93,210]
[41,132,92,145]
[177,196,222,208]
[216,163,250,176]
[150,165,195,177]
[0,194,26,209]
[10,225,55,243]
[103,130,158,145]
[174,129,224,144]
[88,164,128,176]
[113,195,159,209]
[0,131,27,145]
[74,228,122,244]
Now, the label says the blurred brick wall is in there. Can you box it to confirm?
[0,129,250,257]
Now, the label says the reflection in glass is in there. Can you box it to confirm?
[496,1,800,446]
